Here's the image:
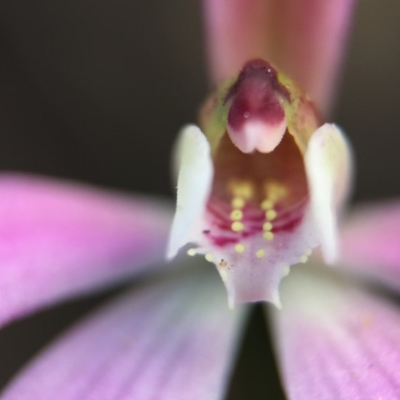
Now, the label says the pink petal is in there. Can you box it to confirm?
[203,0,356,115]
[339,201,400,290]
[0,269,246,400]
[0,173,172,327]
[270,266,400,400]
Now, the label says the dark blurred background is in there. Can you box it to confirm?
[0,0,398,398]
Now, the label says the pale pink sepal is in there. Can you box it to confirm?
[275,0,357,115]
[0,173,172,328]
[270,266,400,400]
[203,0,271,85]
[0,269,246,400]
[203,0,356,115]
[305,124,352,264]
[339,201,400,290]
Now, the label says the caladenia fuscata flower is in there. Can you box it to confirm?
[4,1,400,399]
[168,58,351,307]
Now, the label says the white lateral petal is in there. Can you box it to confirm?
[167,125,214,259]
[305,123,352,264]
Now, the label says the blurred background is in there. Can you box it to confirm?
[0,0,398,398]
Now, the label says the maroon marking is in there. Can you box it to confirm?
[225,60,290,104]
[210,237,239,247]
[205,195,307,248]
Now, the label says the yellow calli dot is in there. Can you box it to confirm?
[187,248,197,256]
[261,199,273,210]
[299,255,308,263]
[230,210,243,220]
[266,209,277,220]
[231,221,244,232]
[263,231,274,240]
[205,253,214,262]
[234,243,245,253]
[263,222,273,231]
[256,249,265,258]
[231,197,245,209]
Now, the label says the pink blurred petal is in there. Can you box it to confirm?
[0,269,246,400]
[203,0,272,85]
[339,201,400,291]
[203,0,356,115]
[270,266,400,400]
[0,173,172,327]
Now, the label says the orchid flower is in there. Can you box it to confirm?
[1,1,400,399]
[168,59,352,307]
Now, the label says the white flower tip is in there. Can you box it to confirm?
[321,222,339,265]
[272,290,282,309]
[165,240,178,260]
